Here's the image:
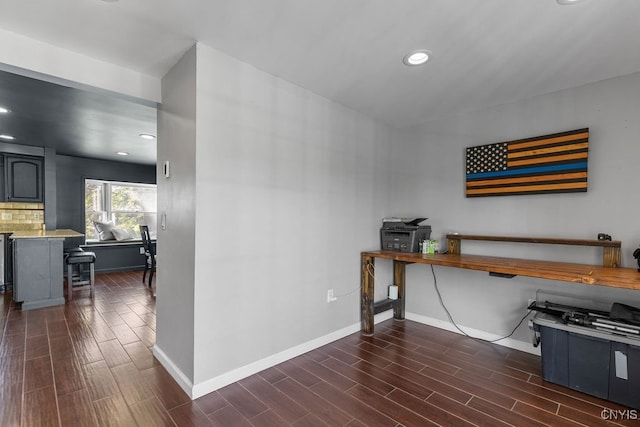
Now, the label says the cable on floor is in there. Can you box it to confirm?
[429,264,532,343]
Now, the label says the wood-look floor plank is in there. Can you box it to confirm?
[328,339,393,369]
[0,381,23,426]
[25,334,50,360]
[169,401,215,427]
[53,355,87,396]
[194,391,229,415]
[467,396,548,427]
[49,334,75,361]
[140,364,190,410]
[294,354,357,392]
[457,369,560,414]
[257,366,287,385]
[208,405,253,427]
[73,337,104,365]
[386,388,477,426]
[83,359,120,401]
[238,374,308,424]
[272,377,354,426]
[90,321,117,343]
[128,396,176,427]
[310,380,397,427]
[357,341,428,372]
[57,388,98,426]
[216,382,268,419]
[347,383,440,427]
[426,392,512,427]
[320,355,396,397]
[0,332,25,357]
[109,323,140,346]
[122,340,159,371]
[22,385,59,427]
[0,353,25,386]
[513,401,585,427]
[274,358,323,388]
[97,338,132,368]
[92,393,137,427]
[23,355,53,392]
[110,362,155,405]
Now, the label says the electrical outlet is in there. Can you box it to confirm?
[33,213,41,220]
[327,289,337,303]
[1,213,11,220]
[139,247,145,255]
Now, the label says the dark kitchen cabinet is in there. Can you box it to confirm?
[3,154,44,203]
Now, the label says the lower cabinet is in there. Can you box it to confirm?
[13,237,64,310]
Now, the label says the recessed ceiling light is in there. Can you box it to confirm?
[139,133,156,140]
[0,135,15,140]
[0,107,10,114]
[116,151,129,156]
[557,0,585,4]
[403,50,432,66]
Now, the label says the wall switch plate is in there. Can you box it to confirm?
[163,160,170,178]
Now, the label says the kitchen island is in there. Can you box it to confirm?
[11,229,83,310]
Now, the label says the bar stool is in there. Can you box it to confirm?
[65,249,96,300]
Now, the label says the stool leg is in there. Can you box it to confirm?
[90,263,95,298]
[67,264,73,301]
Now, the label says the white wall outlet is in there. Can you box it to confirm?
[327,289,337,303]
[139,247,145,255]
[1,213,12,220]
[33,213,41,220]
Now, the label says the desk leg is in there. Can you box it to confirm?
[361,253,375,334]
[393,261,406,320]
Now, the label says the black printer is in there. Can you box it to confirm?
[380,217,431,253]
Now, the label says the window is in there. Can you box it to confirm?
[85,179,157,241]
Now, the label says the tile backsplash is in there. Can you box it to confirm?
[0,202,45,231]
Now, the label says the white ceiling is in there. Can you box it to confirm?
[1,0,640,161]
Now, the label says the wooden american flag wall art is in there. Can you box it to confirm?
[465,128,589,197]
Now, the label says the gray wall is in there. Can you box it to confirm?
[155,45,197,384]
[156,43,394,397]
[56,154,156,250]
[389,71,640,348]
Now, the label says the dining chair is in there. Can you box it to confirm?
[139,225,156,287]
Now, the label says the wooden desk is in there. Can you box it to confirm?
[360,250,640,335]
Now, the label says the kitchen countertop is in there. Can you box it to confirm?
[9,229,84,239]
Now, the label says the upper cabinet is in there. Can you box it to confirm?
[3,154,44,203]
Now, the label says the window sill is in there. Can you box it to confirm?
[82,239,154,248]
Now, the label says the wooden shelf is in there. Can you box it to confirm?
[446,234,622,268]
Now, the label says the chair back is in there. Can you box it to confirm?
[139,225,155,264]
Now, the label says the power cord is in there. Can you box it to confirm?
[430,264,532,343]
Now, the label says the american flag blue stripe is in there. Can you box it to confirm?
[466,161,588,180]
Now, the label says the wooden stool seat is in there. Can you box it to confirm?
[66,250,96,300]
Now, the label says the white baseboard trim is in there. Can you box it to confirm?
[155,310,540,400]
[152,344,195,397]
[156,311,394,399]
[405,312,540,356]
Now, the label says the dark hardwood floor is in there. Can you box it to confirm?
[0,271,636,426]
